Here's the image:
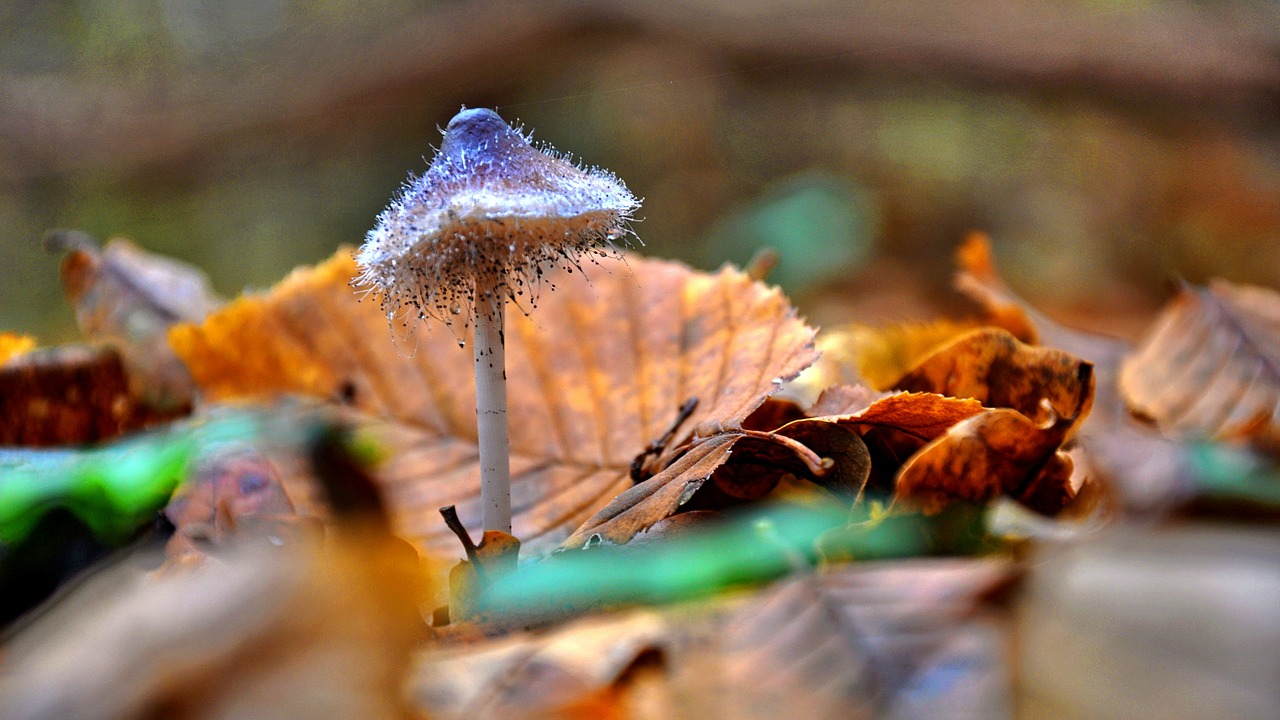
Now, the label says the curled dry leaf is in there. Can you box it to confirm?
[809,385,987,441]
[952,232,1040,344]
[169,249,817,558]
[893,327,1095,428]
[954,232,1128,378]
[564,388,985,548]
[1120,280,1280,441]
[671,420,872,511]
[890,327,1095,515]
[726,419,871,501]
[954,234,1199,512]
[54,232,219,412]
[895,406,1078,515]
[812,388,992,492]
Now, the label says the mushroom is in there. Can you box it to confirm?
[354,107,639,534]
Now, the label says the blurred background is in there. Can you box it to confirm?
[2,0,1279,342]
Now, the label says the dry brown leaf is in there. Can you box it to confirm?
[954,234,1198,512]
[170,249,817,558]
[953,232,1040,344]
[954,233,1126,373]
[1120,279,1280,441]
[559,432,747,548]
[893,327,1095,428]
[55,233,219,411]
[891,327,1095,515]
[0,333,36,366]
[894,250,1102,512]
[809,386,987,441]
[563,388,984,547]
[895,406,1078,515]
[0,345,180,446]
[412,559,1013,720]
[0,524,423,720]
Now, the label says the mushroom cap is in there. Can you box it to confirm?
[355,107,639,328]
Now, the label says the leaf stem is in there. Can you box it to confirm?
[474,280,512,533]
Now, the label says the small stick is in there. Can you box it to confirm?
[439,505,481,568]
[630,397,699,483]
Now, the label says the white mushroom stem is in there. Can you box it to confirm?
[474,280,512,534]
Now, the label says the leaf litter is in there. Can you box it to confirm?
[3,220,1280,718]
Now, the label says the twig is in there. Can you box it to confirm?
[630,397,699,483]
[439,505,483,577]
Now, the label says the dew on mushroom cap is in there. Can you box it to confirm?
[354,107,640,331]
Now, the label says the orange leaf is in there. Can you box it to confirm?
[953,232,1040,344]
[893,328,1094,429]
[811,385,987,441]
[0,333,36,366]
[896,407,1077,515]
[170,249,818,558]
[1120,280,1280,441]
[885,325,1092,515]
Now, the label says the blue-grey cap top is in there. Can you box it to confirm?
[355,107,639,329]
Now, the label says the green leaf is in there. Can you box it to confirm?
[0,411,284,547]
